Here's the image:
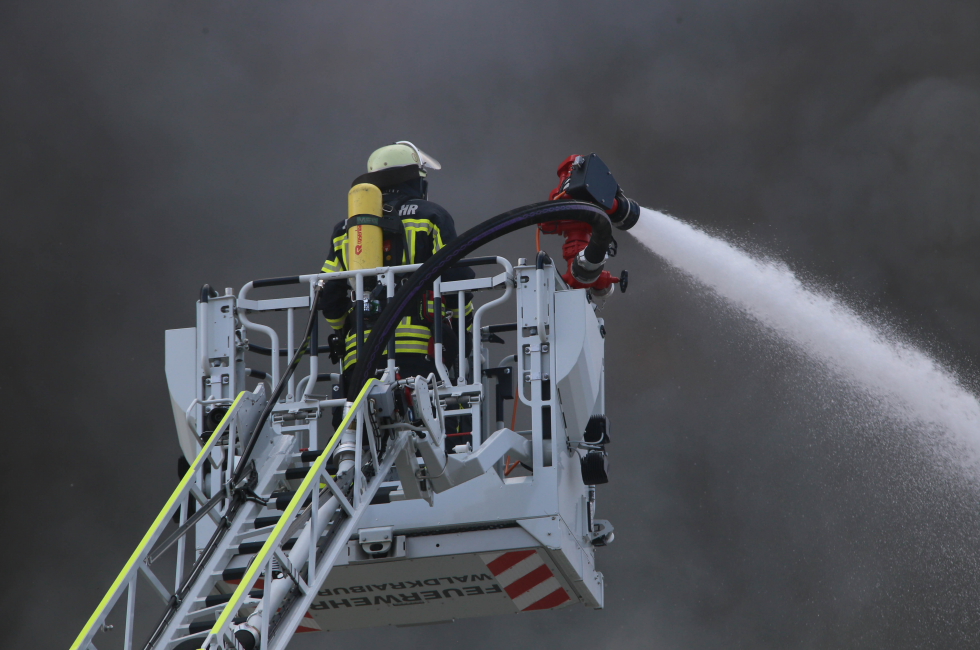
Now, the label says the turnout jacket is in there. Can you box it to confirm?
[319,189,473,370]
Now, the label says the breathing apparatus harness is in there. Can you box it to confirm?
[340,175,443,343]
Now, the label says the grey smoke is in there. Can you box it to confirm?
[1,0,978,647]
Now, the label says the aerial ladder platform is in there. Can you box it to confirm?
[71,154,639,650]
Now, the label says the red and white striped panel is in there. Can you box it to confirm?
[297,611,321,633]
[480,549,572,611]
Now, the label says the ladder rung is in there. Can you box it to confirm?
[239,538,296,555]
[300,449,338,464]
[285,467,311,480]
[284,462,337,480]
[183,602,232,618]
[253,515,281,529]
[271,491,296,510]
[188,619,215,634]
[168,630,207,647]
[205,589,263,608]
[233,528,270,543]
[222,567,247,582]
[188,617,243,634]
[271,491,315,511]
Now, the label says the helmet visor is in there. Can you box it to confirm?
[396,141,441,171]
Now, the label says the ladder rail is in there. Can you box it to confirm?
[76,258,517,649]
[203,379,380,647]
[70,392,249,650]
[150,434,297,650]
[268,433,408,650]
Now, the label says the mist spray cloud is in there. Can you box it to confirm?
[629,207,980,468]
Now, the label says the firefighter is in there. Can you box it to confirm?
[318,141,473,386]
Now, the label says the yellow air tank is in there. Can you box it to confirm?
[347,183,384,271]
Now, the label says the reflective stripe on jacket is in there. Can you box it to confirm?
[318,191,473,369]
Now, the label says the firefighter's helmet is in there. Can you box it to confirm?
[367,141,441,176]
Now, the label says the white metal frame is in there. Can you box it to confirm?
[73,254,609,650]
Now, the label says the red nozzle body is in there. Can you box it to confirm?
[539,219,620,292]
[544,154,621,293]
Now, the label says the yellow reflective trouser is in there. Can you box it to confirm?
[342,319,431,370]
[425,298,474,321]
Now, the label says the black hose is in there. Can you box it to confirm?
[347,200,610,399]
[311,306,319,359]
[247,344,331,357]
[535,250,552,269]
[581,209,612,263]
[234,282,324,482]
[200,284,218,303]
[252,275,301,288]
[452,256,499,268]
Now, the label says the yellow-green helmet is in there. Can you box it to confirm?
[367,141,442,177]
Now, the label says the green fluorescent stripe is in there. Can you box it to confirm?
[395,331,431,339]
[70,392,246,650]
[395,345,429,354]
[208,380,378,636]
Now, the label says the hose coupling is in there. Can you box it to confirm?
[571,249,605,285]
[231,621,259,650]
[608,189,640,231]
[590,284,615,298]
[333,424,357,473]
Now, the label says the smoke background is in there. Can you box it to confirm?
[2,0,979,647]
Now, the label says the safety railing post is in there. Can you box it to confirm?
[309,417,318,454]
[198,300,209,376]
[353,406,364,508]
[305,280,320,402]
[458,290,467,384]
[468,256,515,448]
[310,470,319,586]
[227,412,236,488]
[123,575,136,650]
[261,554,272,644]
[385,269,396,377]
[236,281,282,383]
[286,307,295,401]
[175,499,186,589]
[432,279,452,385]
